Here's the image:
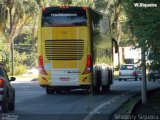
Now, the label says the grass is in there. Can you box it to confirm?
[114,71,119,79]
[111,95,140,118]
[132,89,160,115]
[119,96,140,113]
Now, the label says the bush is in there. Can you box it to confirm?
[14,65,27,76]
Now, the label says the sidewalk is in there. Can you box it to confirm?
[132,89,160,119]
[110,84,160,120]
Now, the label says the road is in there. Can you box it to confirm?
[1,79,160,120]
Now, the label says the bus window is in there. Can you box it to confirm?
[42,7,87,27]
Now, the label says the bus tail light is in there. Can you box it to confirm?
[83,55,91,74]
[0,79,4,88]
[38,55,48,75]
[82,77,88,81]
[42,77,48,82]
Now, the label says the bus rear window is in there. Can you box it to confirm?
[42,7,87,27]
[120,65,134,70]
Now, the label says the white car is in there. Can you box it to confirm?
[119,64,142,81]
[0,66,16,113]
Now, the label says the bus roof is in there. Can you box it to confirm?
[42,6,88,11]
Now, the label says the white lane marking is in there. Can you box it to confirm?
[83,95,121,120]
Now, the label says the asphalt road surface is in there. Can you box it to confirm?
[1,78,160,120]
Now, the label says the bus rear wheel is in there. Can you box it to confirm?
[93,69,101,95]
[92,86,101,94]
[102,85,110,93]
[46,87,55,94]
[135,76,137,81]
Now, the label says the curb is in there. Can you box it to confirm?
[110,87,160,120]
[127,96,141,115]
[109,93,140,120]
[128,87,160,115]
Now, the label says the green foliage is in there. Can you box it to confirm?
[38,0,94,7]
[0,0,39,41]
[14,64,27,76]
[0,35,10,72]
[14,31,37,69]
[0,51,10,73]
[11,0,39,19]
[0,29,37,76]
[0,4,7,32]
[14,31,36,52]
[0,0,39,76]
[123,0,160,68]
[94,0,112,13]
[13,51,28,75]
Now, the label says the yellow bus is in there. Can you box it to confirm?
[37,6,117,94]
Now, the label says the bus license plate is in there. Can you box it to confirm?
[60,77,70,81]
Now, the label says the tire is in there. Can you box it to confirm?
[119,79,121,81]
[2,98,9,113]
[46,87,55,94]
[102,85,110,93]
[93,69,101,95]
[102,71,111,93]
[86,86,91,95]
[140,77,142,81]
[108,71,113,84]
[9,100,15,111]
[135,76,137,81]
[9,90,15,111]
[93,86,100,95]
[107,85,110,92]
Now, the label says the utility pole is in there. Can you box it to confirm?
[141,47,147,105]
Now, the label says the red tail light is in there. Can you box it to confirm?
[83,55,91,74]
[132,71,137,76]
[119,72,121,75]
[0,79,4,88]
[82,7,87,10]
[38,55,48,75]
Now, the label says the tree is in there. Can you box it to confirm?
[123,0,160,69]
[14,31,37,68]
[37,0,94,7]
[0,3,7,34]
[0,0,39,75]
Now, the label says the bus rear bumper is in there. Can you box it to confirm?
[40,85,91,90]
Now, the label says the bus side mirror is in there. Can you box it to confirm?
[112,38,118,53]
